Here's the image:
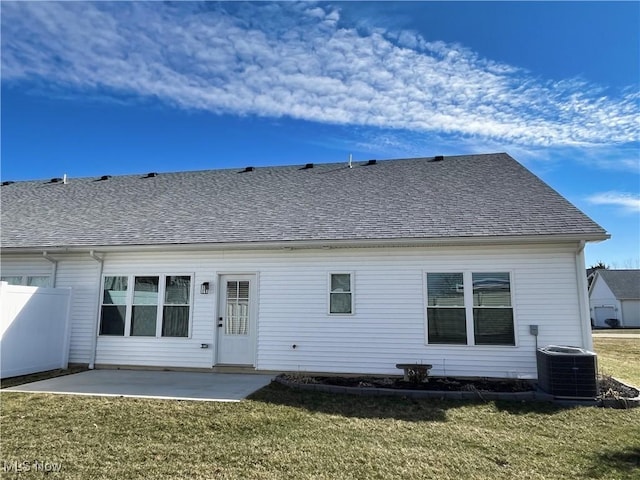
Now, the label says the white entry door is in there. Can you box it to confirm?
[216,275,256,366]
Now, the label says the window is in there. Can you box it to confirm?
[163,276,190,337]
[426,272,515,346]
[329,273,353,314]
[426,273,467,344]
[1,275,51,287]
[472,273,514,345]
[225,280,250,335]
[99,274,192,338]
[131,276,159,336]
[101,276,128,335]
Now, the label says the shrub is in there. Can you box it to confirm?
[605,318,620,328]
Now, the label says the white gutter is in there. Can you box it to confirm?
[574,241,593,351]
[42,251,58,287]
[88,250,104,369]
[3,233,611,255]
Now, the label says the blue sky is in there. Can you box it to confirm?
[1,1,638,267]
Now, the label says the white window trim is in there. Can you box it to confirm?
[99,273,195,339]
[424,270,517,347]
[327,272,355,315]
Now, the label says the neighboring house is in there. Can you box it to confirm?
[0,153,609,379]
[589,270,640,328]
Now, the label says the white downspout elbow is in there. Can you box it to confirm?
[42,251,58,287]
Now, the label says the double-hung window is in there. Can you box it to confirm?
[472,273,514,345]
[163,276,191,337]
[99,274,192,338]
[426,272,515,346]
[426,273,467,344]
[101,276,128,335]
[131,276,159,336]
[329,273,353,314]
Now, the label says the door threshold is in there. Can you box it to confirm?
[212,365,257,374]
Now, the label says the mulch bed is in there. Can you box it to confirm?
[280,374,639,398]
[599,375,639,399]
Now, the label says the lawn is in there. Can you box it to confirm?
[593,337,640,386]
[1,339,639,480]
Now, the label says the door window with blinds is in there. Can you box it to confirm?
[99,274,192,338]
[225,281,250,335]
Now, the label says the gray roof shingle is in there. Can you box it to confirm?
[0,153,608,250]
[597,270,640,300]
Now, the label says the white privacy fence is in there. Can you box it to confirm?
[1,282,72,378]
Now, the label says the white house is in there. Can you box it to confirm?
[0,153,609,379]
[589,270,640,328]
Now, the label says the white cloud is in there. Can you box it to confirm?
[587,192,640,212]
[1,2,638,149]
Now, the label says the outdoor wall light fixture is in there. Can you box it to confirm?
[200,282,210,294]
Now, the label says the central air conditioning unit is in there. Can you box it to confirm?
[536,345,598,399]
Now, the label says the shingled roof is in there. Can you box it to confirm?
[1,153,608,250]
[596,270,640,300]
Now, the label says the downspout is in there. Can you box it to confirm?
[88,250,104,369]
[42,251,58,287]
[575,241,593,351]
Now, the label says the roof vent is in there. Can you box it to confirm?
[433,155,444,162]
[1,181,15,186]
[145,172,158,178]
[364,159,377,166]
[99,175,112,181]
[243,166,255,173]
[50,177,63,183]
[303,163,314,169]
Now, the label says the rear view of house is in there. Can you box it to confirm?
[0,153,609,378]
[589,270,640,328]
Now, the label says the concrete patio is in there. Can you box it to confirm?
[2,369,275,402]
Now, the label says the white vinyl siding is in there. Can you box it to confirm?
[51,255,101,364]
[1,242,588,378]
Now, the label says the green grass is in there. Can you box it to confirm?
[1,388,639,480]
[1,338,639,479]
[593,337,640,386]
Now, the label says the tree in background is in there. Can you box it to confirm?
[586,261,609,290]
[589,261,609,270]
